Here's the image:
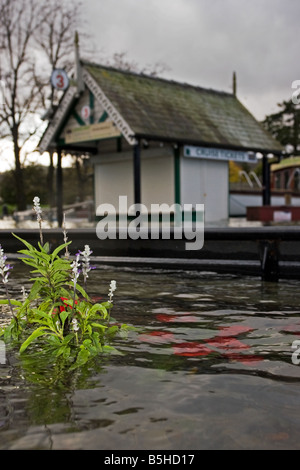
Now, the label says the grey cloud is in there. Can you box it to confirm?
[83,0,300,119]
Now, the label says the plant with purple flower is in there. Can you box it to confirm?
[0,245,12,285]
[0,245,15,320]
[0,205,135,368]
[33,196,43,245]
[70,252,80,310]
[79,245,95,291]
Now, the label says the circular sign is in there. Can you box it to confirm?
[81,105,91,121]
[51,69,69,91]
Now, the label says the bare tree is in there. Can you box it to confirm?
[0,0,46,209]
[0,0,83,210]
[104,51,171,77]
[34,0,83,208]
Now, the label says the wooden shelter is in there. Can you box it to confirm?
[39,59,282,225]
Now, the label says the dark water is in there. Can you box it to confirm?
[1,262,300,450]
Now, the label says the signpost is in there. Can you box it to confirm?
[184,145,257,163]
[51,69,69,91]
[65,121,121,144]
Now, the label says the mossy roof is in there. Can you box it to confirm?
[84,62,283,153]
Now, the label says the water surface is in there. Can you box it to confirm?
[1,263,300,450]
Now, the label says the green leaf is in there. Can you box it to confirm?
[38,241,50,254]
[56,345,71,358]
[0,299,22,306]
[47,335,62,346]
[70,347,90,370]
[27,280,43,301]
[51,259,71,273]
[19,327,50,353]
[13,233,36,252]
[17,249,35,257]
[74,283,90,300]
[51,241,72,260]
[118,329,129,339]
[91,322,107,331]
[42,242,50,253]
[59,310,69,325]
[20,259,40,269]
[107,325,119,335]
[102,345,123,355]
[86,324,92,335]
[62,334,74,345]
[89,303,108,318]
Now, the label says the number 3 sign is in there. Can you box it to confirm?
[51,69,69,91]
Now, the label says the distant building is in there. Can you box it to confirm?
[271,157,300,193]
[39,60,282,225]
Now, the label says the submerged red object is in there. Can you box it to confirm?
[139,316,263,365]
[206,337,250,350]
[156,313,198,323]
[138,331,175,344]
[173,342,213,357]
[217,325,254,336]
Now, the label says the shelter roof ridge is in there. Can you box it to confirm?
[80,59,234,98]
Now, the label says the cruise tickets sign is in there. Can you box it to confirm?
[184,145,257,163]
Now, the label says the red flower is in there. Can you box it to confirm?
[59,297,78,313]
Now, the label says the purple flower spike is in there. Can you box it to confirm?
[0,245,13,284]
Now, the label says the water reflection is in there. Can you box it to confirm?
[1,264,300,449]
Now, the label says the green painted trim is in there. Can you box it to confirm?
[72,111,85,126]
[98,111,108,123]
[174,146,181,205]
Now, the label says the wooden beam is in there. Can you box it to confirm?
[56,150,63,227]
[133,141,141,204]
[262,154,271,206]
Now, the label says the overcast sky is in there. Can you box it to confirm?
[82,0,300,121]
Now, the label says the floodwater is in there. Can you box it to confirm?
[1,262,300,450]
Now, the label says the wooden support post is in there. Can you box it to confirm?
[262,154,271,206]
[174,145,181,205]
[259,240,279,282]
[133,141,141,205]
[56,150,63,227]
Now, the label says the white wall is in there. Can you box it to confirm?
[180,156,229,223]
[141,150,174,210]
[94,156,133,210]
[94,147,174,213]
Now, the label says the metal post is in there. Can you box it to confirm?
[174,145,181,205]
[56,149,63,227]
[259,240,279,282]
[262,154,271,206]
[133,141,141,204]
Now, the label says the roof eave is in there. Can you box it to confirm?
[134,132,284,155]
